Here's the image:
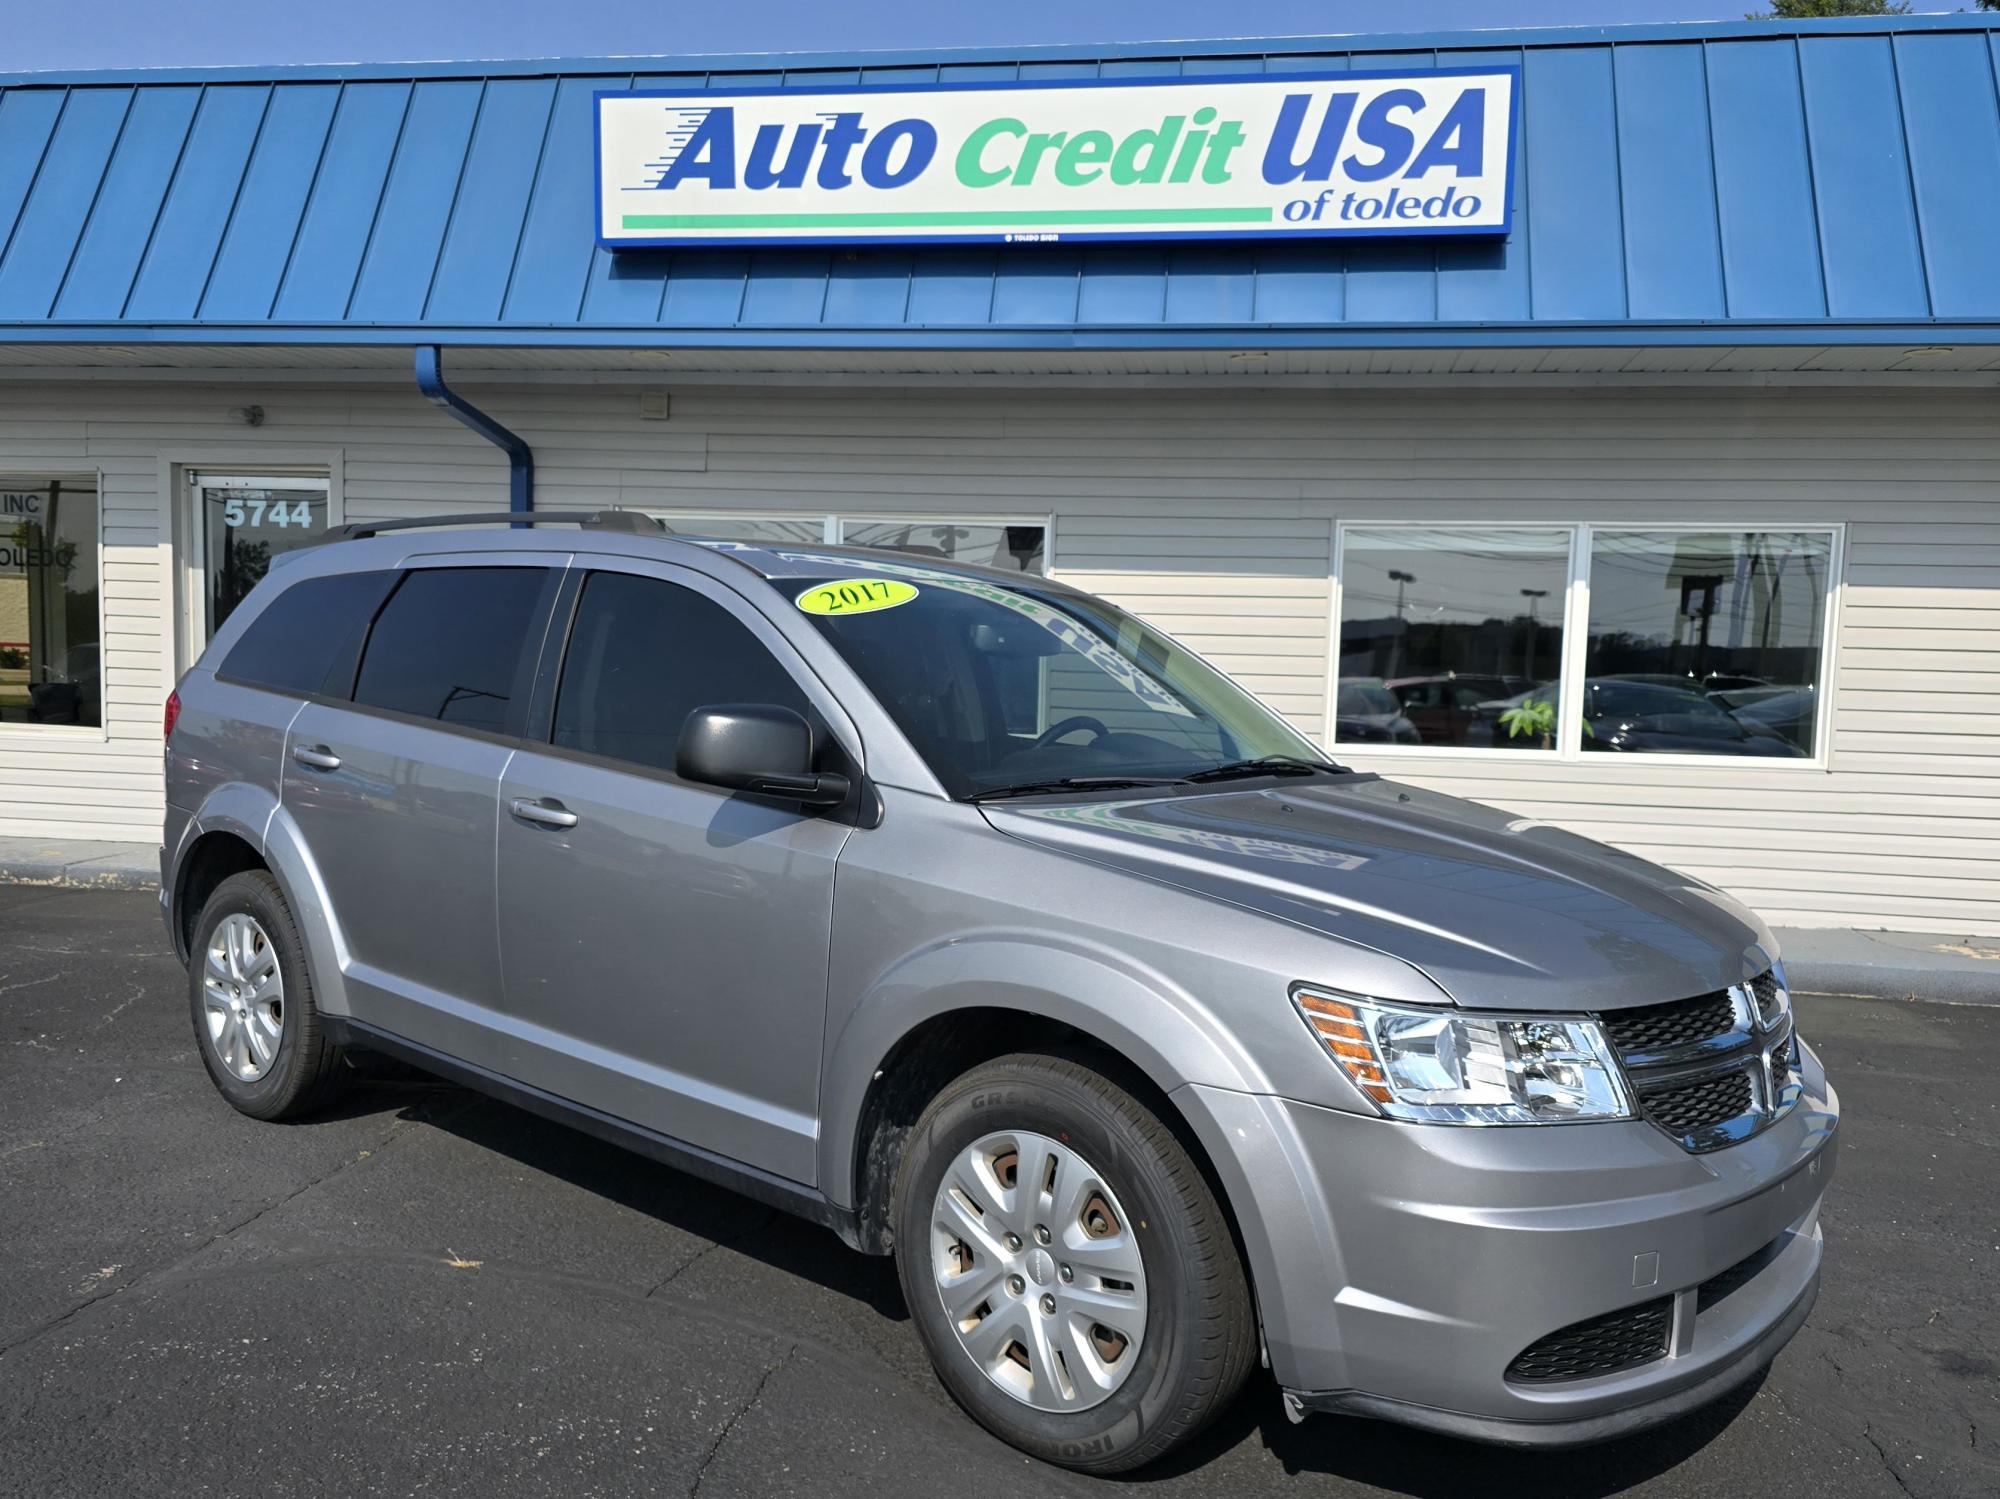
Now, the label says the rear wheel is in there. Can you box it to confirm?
[893,1052,1255,1473]
[188,870,347,1120]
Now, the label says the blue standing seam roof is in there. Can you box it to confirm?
[1,15,1998,350]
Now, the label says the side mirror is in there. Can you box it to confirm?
[676,704,850,809]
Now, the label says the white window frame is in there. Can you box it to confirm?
[0,470,108,744]
[1327,520,1844,771]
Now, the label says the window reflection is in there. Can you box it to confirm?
[1337,528,1569,749]
[841,520,1047,574]
[1582,531,1830,757]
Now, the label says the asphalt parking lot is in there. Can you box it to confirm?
[1,885,1994,1498]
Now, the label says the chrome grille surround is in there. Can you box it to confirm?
[1599,971,1798,1154]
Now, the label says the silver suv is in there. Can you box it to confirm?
[161,513,1838,1473]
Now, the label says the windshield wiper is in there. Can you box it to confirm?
[968,776,1188,802]
[1182,755,1349,784]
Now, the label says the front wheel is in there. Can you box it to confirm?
[893,1053,1256,1473]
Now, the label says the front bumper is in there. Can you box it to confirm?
[1175,1039,1839,1444]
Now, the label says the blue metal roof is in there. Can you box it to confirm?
[2,15,1998,350]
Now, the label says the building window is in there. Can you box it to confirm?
[1333,524,1838,763]
[0,478,100,729]
[1336,527,1570,750]
[1583,531,1832,758]
[639,512,1050,575]
[654,513,829,548]
[839,519,1047,574]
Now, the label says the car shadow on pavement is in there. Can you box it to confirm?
[1142,1372,1763,1495]
[375,1076,912,1323]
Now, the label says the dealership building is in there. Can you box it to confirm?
[0,13,1996,936]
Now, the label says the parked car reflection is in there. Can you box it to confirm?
[1335,679,1421,744]
[1716,685,1817,753]
[1582,679,1805,756]
[1466,677,1809,757]
[1384,673,1531,745]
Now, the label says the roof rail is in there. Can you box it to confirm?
[319,509,667,542]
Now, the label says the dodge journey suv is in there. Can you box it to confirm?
[161,512,1838,1473]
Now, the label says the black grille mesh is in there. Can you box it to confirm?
[1642,1069,1754,1138]
[1506,1298,1672,1384]
[1769,1038,1792,1092]
[1601,990,1737,1056]
[1751,970,1785,1026]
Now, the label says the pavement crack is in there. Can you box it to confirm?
[689,1343,795,1497]
[1862,1425,1918,1499]
[0,1091,469,1362]
[644,1208,781,1299]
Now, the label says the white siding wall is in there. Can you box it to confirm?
[0,378,1993,935]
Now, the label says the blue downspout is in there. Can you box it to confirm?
[414,345,533,523]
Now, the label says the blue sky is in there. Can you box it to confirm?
[14,1,1763,72]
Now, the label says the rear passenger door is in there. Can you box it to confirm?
[494,563,855,1184]
[280,558,562,1071]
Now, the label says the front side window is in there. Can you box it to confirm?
[1337,528,1569,751]
[0,478,99,729]
[351,567,549,734]
[788,567,1320,799]
[1583,531,1831,758]
[552,572,812,775]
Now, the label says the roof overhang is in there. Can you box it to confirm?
[4,342,1998,384]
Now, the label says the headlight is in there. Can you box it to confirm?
[1292,987,1633,1125]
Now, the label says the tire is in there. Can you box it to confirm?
[187,870,348,1121]
[893,1052,1256,1474]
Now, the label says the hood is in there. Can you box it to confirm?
[983,776,1776,1012]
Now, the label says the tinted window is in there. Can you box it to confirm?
[219,570,393,696]
[352,567,549,733]
[553,572,811,774]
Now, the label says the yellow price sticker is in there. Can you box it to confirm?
[795,578,919,617]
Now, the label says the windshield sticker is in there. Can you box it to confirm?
[796,578,920,616]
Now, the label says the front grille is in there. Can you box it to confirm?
[1600,990,1737,1056]
[1599,973,1794,1154]
[1642,1069,1754,1139]
[1506,1298,1672,1384]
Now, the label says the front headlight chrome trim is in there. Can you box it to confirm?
[1289,984,1636,1127]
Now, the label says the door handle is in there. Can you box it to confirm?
[509,797,579,830]
[292,744,341,772]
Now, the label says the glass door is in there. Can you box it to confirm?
[188,473,332,650]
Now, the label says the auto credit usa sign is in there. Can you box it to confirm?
[595,69,1517,247]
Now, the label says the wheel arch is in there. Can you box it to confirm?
[169,786,352,1019]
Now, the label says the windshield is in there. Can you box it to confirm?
[782,567,1326,799]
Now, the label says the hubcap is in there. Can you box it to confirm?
[202,913,284,1082]
[930,1130,1148,1413]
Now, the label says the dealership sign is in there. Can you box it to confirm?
[595,69,1517,247]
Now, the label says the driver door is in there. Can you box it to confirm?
[494,562,858,1184]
